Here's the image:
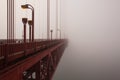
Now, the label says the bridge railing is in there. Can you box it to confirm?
[0,39,65,69]
[0,39,49,44]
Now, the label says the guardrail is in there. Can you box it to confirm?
[0,39,68,80]
[0,39,48,44]
[0,39,66,69]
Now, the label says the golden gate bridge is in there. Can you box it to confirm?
[0,0,67,80]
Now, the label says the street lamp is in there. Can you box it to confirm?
[21,4,34,42]
[50,30,53,40]
[22,18,28,43]
[28,20,32,42]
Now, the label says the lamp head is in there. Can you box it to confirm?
[21,4,28,9]
[22,18,28,24]
[51,30,53,32]
[28,20,32,25]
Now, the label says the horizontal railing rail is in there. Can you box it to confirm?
[0,39,67,69]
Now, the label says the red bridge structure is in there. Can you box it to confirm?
[0,0,68,80]
[0,39,67,80]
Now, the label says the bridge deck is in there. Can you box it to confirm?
[0,39,67,80]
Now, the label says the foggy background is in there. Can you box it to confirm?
[0,0,120,80]
[53,0,120,80]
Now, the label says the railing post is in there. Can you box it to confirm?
[4,44,9,67]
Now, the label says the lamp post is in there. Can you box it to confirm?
[50,30,53,40]
[21,4,34,42]
[28,20,32,42]
[22,18,28,43]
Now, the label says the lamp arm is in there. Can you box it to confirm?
[26,4,34,10]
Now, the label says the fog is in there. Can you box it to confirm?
[53,0,120,80]
[0,0,120,80]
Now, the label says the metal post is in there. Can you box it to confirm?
[32,10,34,42]
[21,4,34,42]
[22,18,28,43]
[30,26,32,42]
[28,20,32,42]
[50,30,53,40]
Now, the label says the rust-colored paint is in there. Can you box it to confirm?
[7,0,14,43]
[28,20,32,42]
[0,40,67,80]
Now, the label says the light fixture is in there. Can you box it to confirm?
[21,4,34,42]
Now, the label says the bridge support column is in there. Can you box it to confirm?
[0,40,68,80]
[35,62,41,80]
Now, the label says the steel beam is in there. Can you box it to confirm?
[0,40,67,80]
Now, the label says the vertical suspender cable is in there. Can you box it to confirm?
[7,0,8,42]
[8,0,10,42]
[60,0,61,39]
[11,0,12,41]
[7,0,15,43]
[9,0,10,42]
[13,0,15,41]
[47,0,50,39]
[12,0,14,42]
[9,0,12,42]
[26,0,27,41]
[56,0,58,39]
